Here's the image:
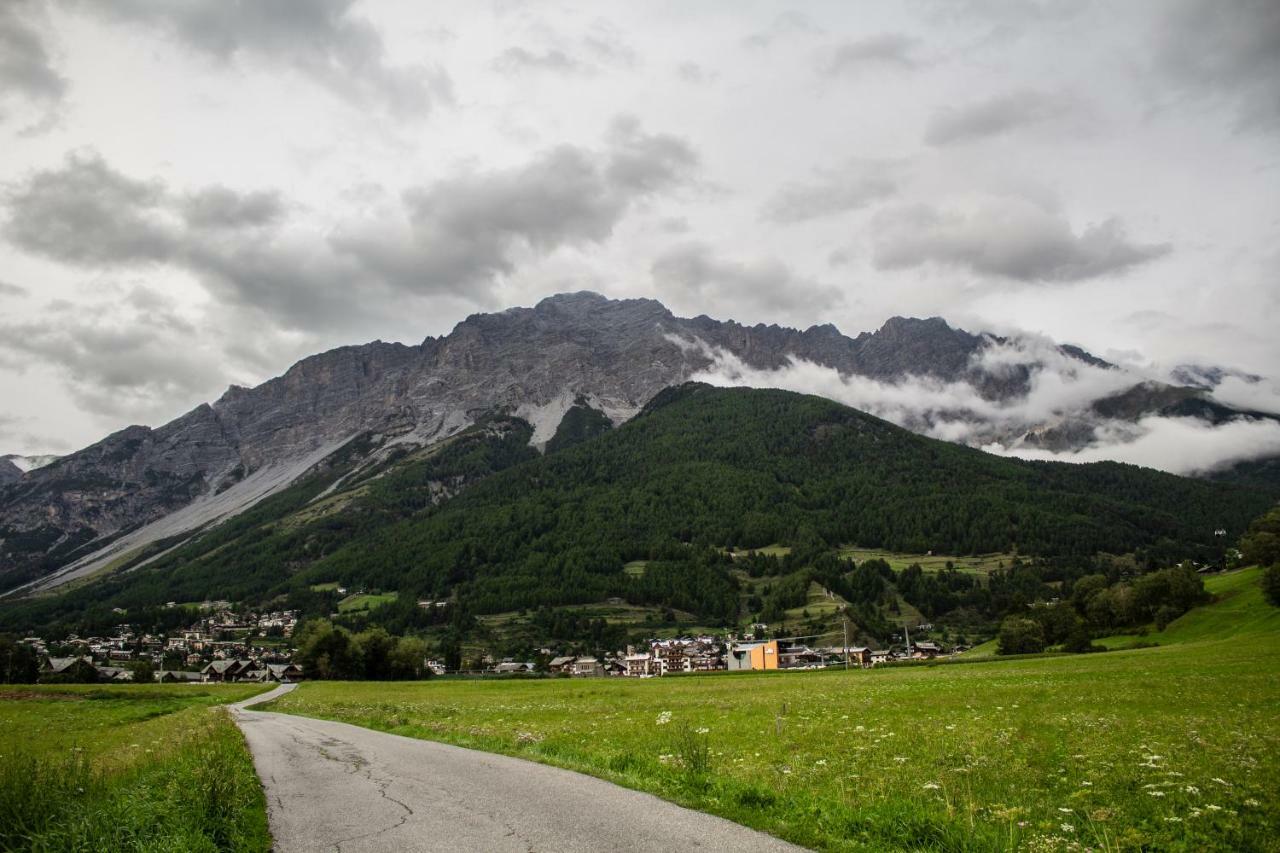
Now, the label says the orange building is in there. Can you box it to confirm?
[748,640,780,670]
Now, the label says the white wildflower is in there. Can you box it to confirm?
[1060,823,1074,833]
[922,782,941,790]
[655,711,672,725]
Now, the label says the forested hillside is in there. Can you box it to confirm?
[2,383,1270,637]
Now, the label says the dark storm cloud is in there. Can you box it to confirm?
[820,34,920,75]
[0,0,66,105]
[762,159,902,224]
[3,119,698,331]
[872,200,1171,282]
[2,151,177,266]
[63,0,450,115]
[1153,0,1280,132]
[924,90,1077,145]
[651,242,843,316]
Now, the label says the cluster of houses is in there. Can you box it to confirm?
[22,605,304,684]
[481,635,952,678]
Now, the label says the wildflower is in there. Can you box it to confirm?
[1058,808,1072,813]
[1080,781,1092,787]
[1060,823,1074,833]
[1245,798,1260,807]
[1210,777,1230,787]
[1206,804,1222,812]
[945,724,956,730]
[814,759,827,766]
[1147,791,1165,797]
[1164,817,1183,823]
[1185,785,1199,795]
[695,727,709,735]
[893,756,908,763]
[655,711,672,725]
[923,782,941,790]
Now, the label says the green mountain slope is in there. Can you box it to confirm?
[1,384,1273,632]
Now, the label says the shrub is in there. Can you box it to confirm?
[1263,564,1280,608]
[997,617,1046,656]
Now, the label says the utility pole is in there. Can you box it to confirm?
[843,619,850,670]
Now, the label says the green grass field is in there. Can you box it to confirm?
[836,547,1015,575]
[266,568,1280,851]
[0,683,271,851]
[337,591,398,613]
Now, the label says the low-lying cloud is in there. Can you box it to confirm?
[984,416,1280,476]
[684,336,1278,476]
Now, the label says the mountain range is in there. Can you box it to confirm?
[1,291,1276,598]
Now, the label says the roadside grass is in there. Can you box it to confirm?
[0,684,271,851]
[337,591,398,613]
[268,573,1280,852]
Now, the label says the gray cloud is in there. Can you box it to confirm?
[743,11,822,49]
[180,187,285,230]
[763,159,902,223]
[0,288,225,421]
[675,62,713,84]
[652,242,843,317]
[0,280,28,298]
[64,0,449,115]
[1153,0,1280,132]
[925,89,1078,145]
[491,22,636,77]
[0,0,66,107]
[821,34,920,75]
[2,151,177,266]
[493,47,585,75]
[4,119,698,331]
[872,199,1172,282]
[335,118,696,303]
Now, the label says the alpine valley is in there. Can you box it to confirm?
[0,292,1277,636]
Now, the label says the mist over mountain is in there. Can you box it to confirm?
[1,291,1277,595]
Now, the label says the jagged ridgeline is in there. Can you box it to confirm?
[1,384,1270,632]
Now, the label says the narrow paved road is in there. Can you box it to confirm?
[232,686,805,852]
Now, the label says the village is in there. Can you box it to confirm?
[18,603,305,685]
[484,631,954,678]
[14,599,958,683]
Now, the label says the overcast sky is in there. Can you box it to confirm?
[0,0,1277,455]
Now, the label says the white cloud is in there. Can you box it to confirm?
[985,416,1280,476]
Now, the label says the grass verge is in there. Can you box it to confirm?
[0,684,271,852]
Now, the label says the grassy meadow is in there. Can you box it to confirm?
[265,568,1280,852]
[0,683,271,852]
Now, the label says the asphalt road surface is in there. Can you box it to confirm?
[232,685,806,852]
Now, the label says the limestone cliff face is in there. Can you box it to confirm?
[0,291,1163,587]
